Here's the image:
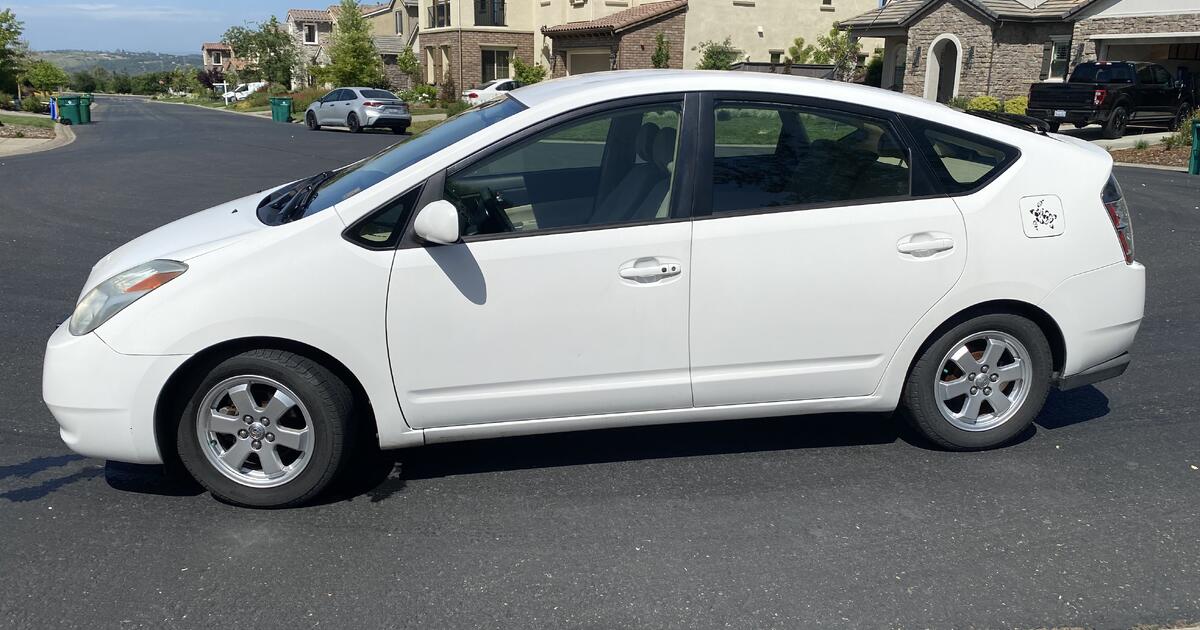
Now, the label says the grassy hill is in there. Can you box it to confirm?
[34,50,203,75]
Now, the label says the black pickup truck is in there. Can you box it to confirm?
[1027,61,1195,138]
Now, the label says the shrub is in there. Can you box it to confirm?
[513,58,547,86]
[444,100,470,116]
[401,84,438,104]
[245,91,270,108]
[21,95,43,113]
[288,86,329,112]
[438,70,457,104]
[947,96,971,110]
[0,91,13,110]
[1003,96,1028,116]
[1166,107,1199,150]
[1133,139,1149,150]
[966,95,1001,112]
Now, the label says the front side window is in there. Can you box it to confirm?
[482,49,511,83]
[709,101,911,213]
[445,102,682,237]
[902,115,1018,195]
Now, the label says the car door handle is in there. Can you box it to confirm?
[618,258,682,282]
[897,238,955,255]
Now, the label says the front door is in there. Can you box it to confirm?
[688,97,968,406]
[388,98,695,428]
[317,90,342,124]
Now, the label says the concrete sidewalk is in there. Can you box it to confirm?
[0,115,75,158]
[1060,124,1175,149]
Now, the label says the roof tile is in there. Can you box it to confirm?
[543,0,687,35]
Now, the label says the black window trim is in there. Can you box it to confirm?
[691,91,945,220]
[898,113,1022,196]
[342,181,428,251]
[394,92,700,248]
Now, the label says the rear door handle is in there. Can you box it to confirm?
[897,237,955,255]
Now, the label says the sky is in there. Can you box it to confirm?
[9,1,304,54]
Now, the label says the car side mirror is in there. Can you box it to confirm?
[413,200,461,245]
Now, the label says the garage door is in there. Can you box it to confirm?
[568,52,610,75]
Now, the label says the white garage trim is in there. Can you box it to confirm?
[1089,31,1200,44]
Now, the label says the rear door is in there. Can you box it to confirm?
[688,95,969,406]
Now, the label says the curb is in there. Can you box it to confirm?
[152,99,282,121]
[1113,161,1190,173]
[0,121,76,158]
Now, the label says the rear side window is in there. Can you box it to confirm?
[901,116,1019,195]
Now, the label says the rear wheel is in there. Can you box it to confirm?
[391,126,408,135]
[176,350,354,508]
[1103,106,1128,139]
[901,314,1052,451]
[306,111,320,131]
[347,113,362,133]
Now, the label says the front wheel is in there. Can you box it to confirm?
[306,111,320,131]
[1047,121,1060,133]
[901,314,1052,451]
[176,349,355,507]
[347,113,362,133]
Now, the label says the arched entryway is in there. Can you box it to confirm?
[923,34,962,103]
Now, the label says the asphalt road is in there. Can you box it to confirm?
[2,96,1199,629]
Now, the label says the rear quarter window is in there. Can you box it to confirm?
[901,116,1020,195]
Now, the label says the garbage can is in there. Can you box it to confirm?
[1190,120,1199,176]
[55,95,83,125]
[79,93,93,124]
[269,97,293,123]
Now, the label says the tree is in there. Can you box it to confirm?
[222,16,298,86]
[651,32,670,69]
[1,9,28,95]
[25,60,69,93]
[395,47,421,87]
[814,24,861,81]
[693,37,740,70]
[785,36,817,64]
[512,58,546,85]
[864,50,883,87]
[197,67,224,90]
[323,0,386,87]
[70,69,98,93]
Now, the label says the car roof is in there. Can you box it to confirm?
[341,87,396,92]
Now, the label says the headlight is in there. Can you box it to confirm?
[68,260,188,336]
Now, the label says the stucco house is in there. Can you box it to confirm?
[418,0,880,91]
[285,1,421,89]
[841,0,1200,103]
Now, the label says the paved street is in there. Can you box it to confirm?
[2,96,1199,629]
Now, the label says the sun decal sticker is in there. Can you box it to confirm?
[1020,195,1065,238]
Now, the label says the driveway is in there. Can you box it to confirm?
[2,96,1200,629]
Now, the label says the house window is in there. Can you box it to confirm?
[304,23,317,44]
[1048,37,1071,80]
[211,51,223,65]
[429,0,452,27]
[478,0,506,26]
[395,11,404,34]
[770,50,782,64]
[482,49,512,83]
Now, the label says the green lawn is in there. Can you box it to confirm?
[0,113,56,129]
[408,107,448,116]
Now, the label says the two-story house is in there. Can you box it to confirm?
[286,1,422,89]
[419,0,536,90]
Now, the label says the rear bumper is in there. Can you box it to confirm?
[363,111,411,128]
[1054,352,1130,390]
[42,324,189,464]
[1039,261,1145,383]
[1028,108,1110,126]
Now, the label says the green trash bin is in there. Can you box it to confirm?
[1190,120,1199,176]
[78,93,93,124]
[269,97,293,123]
[55,95,83,126]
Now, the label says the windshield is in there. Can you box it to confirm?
[1069,63,1133,84]
[263,96,526,223]
[360,89,398,99]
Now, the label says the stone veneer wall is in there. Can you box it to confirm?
[990,21,1073,100]
[422,30,535,90]
[549,9,686,79]
[1073,12,1200,64]
[903,0,994,99]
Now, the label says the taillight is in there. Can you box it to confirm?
[1102,173,1135,264]
[363,101,382,107]
[467,92,478,99]
[1094,89,1106,106]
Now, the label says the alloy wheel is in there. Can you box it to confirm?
[934,331,1032,432]
[196,375,314,488]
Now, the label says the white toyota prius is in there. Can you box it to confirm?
[44,71,1145,507]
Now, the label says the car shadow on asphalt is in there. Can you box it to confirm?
[1035,385,1110,430]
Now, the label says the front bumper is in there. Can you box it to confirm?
[42,324,190,464]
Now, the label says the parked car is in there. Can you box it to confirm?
[222,81,267,104]
[304,87,411,134]
[462,79,520,106]
[44,71,1145,507]
[1028,61,1195,138]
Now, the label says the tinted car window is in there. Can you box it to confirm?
[1069,63,1133,83]
[709,101,911,213]
[1136,65,1157,84]
[445,102,682,236]
[902,115,1019,195]
[361,89,399,99]
[1154,66,1172,85]
[269,97,526,222]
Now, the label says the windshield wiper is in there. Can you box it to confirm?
[278,170,336,223]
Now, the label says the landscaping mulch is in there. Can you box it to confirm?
[1109,144,1192,168]
[0,123,56,140]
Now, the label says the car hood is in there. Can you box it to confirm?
[80,188,278,298]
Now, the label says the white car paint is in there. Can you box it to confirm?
[222,81,267,104]
[44,70,1145,468]
[462,79,519,106]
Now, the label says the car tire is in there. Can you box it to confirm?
[347,113,362,134]
[901,313,1052,451]
[1103,106,1128,139]
[176,349,355,508]
[1047,122,1060,133]
[306,111,320,131]
[391,126,408,135]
